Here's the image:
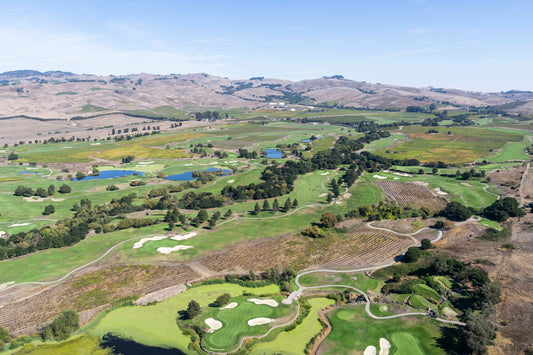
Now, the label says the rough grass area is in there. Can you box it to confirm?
[320,305,451,354]
[298,271,383,293]
[11,335,111,355]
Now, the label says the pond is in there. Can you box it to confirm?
[19,172,39,175]
[263,148,283,159]
[165,167,232,181]
[101,333,186,355]
[73,170,146,181]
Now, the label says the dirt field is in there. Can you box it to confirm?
[378,181,447,212]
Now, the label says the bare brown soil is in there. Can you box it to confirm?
[0,264,199,335]
[487,166,524,201]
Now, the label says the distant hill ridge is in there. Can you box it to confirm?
[0,70,532,118]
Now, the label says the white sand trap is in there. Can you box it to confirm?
[210,162,218,165]
[23,197,45,202]
[248,298,279,307]
[320,172,329,175]
[90,143,101,145]
[157,245,193,254]
[343,193,352,198]
[9,223,30,227]
[27,167,39,170]
[220,302,238,310]
[434,187,448,196]
[0,231,6,238]
[364,345,377,355]
[51,198,64,202]
[373,175,387,179]
[248,317,273,326]
[393,177,400,180]
[205,318,222,331]
[393,172,412,177]
[133,235,168,249]
[0,281,15,290]
[319,193,328,197]
[137,161,153,164]
[379,338,391,355]
[61,146,72,149]
[461,182,473,187]
[170,232,197,241]
[184,164,193,166]
[226,179,235,183]
[336,201,342,204]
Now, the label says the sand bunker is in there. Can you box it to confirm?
[373,175,387,179]
[90,143,101,145]
[343,193,351,198]
[320,172,329,175]
[227,179,235,183]
[364,346,377,355]
[205,318,222,331]
[248,317,273,326]
[0,231,6,238]
[9,223,30,227]
[51,198,64,202]
[23,197,45,202]
[379,338,391,355]
[413,181,429,186]
[137,161,153,164]
[220,302,238,310]
[393,177,400,180]
[461,182,473,187]
[0,281,15,290]
[393,172,412,177]
[434,187,448,196]
[184,164,193,166]
[133,235,167,249]
[248,298,278,307]
[319,193,328,197]
[157,245,194,254]
[170,232,197,241]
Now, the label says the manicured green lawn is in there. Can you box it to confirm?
[87,283,280,353]
[321,305,450,355]
[249,298,335,355]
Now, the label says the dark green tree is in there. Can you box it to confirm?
[321,212,337,228]
[420,239,433,250]
[272,198,279,212]
[263,199,270,211]
[215,293,232,307]
[254,202,260,215]
[43,204,55,215]
[284,198,291,211]
[186,300,201,319]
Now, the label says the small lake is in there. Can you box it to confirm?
[73,170,146,181]
[101,333,186,355]
[302,135,324,143]
[19,172,39,175]
[165,167,232,181]
[264,149,283,159]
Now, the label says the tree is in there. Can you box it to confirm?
[224,209,233,218]
[197,209,208,224]
[292,198,298,208]
[272,198,279,212]
[106,184,119,191]
[331,179,340,197]
[303,225,322,238]
[208,217,217,229]
[483,197,524,222]
[215,293,231,307]
[284,198,292,211]
[404,247,421,263]
[58,184,72,194]
[43,204,55,215]
[440,201,472,221]
[0,325,11,348]
[254,202,260,215]
[263,199,270,211]
[326,193,333,203]
[321,212,337,228]
[47,184,55,196]
[420,239,433,250]
[7,152,18,160]
[49,309,79,341]
[464,306,496,355]
[75,171,86,180]
[186,300,201,319]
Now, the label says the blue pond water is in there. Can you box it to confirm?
[264,148,283,159]
[301,139,312,143]
[165,167,232,181]
[73,170,146,181]
[20,172,39,175]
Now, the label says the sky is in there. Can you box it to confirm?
[0,0,532,92]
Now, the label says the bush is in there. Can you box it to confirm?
[215,293,231,307]
[439,201,473,221]
[186,300,200,319]
[42,204,55,215]
[404,247,421,263]
[420,239,433,250]
[106,184,119,191]
[58,184,72,193]
[41,309,79,341]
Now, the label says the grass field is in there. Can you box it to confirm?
[249,297,335,355]
[321,305,451,355]
[377,126,525,163]
[10,335,110,355]
[87,283,280,353]
[298,271,383,293]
